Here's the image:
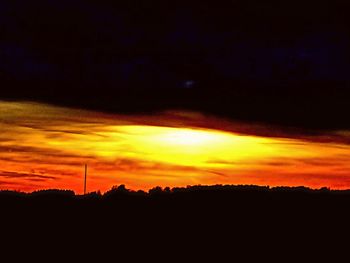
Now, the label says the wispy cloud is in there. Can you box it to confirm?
[0,170,57,180]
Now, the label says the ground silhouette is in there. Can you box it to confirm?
[1,184,349,259]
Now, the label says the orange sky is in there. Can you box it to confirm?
[1,100,350,194]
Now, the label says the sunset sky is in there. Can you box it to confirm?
[1,100,350,193]
[1,1,350,193]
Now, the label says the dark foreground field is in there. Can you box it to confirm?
[1,185,349,259]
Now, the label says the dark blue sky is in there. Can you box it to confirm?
[1,0,350,129]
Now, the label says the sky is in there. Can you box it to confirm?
[1,101,350,193]
[1,1,350,129]
[1,1,350,192]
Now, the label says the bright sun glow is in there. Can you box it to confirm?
[92,125,318,167]
[156,128,221,146]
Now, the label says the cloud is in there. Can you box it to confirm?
[0,170,57,180]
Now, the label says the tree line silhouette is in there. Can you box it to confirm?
[1,184,348,258]
[1,184,350,216]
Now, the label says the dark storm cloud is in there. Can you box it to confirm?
[1,0,350,130]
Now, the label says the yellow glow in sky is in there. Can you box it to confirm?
[97,125,302,167]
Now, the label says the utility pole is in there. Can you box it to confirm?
[84,164,87,195]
